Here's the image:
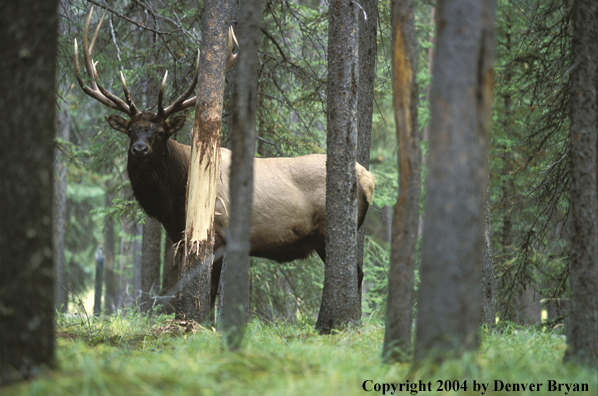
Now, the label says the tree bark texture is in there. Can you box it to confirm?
[383,0,421,362]
[54,106,70,312]
[220,0,262,350]
[160,235,178,314]
[414,0,495,361]
[93,248,104,315]
[316,0,361,334]
[177,0,231,322]
[103,188,117,314]
[132,222,143,302]
[0,0,59,385]
[481,176,496,327]
[355,0,378,318]
[564,0,598,367]
[141,217,162,312]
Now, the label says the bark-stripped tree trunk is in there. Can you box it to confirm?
[414,0,495,362]
[54,105,70,312]
[383,0,421,362]
[564,0,598,367]
[220,0,262,350]
[141,217,162,313]
[355,0,378,318]
[0,0,59,385]
[177,0,231,322]
[316,0,360,334]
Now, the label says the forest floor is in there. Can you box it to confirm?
[2,312,596,396]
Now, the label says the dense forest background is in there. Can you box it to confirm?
[54,0,573,327]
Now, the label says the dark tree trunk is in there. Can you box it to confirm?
[316,0,361,334]
[132,222,143,302]
[383,0,421,362]
[177,0,231,323]
[355,0,378,318]
[564,0,598,367]
[141,217,162,313]
[481,171,496,327]
[414,0,495,362]
[480,174,496,326]
[103,188,117,314]
[0,0,59,385]
[54,105,70,312]
[93,248,104,315]
[220,0,262,350]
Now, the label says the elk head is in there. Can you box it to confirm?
[74,6,238,162]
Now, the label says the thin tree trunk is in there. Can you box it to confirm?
[132,222,143,304]
[355,0,377,318]
[383,0,421,362]
[316,0,361,334]
[103,187,116,314]
[564,0,598,367]
[481,174,496,326]
[177,0,231,323]
[54,105,70,312]
[160,235,177,314]
[93,247,104,315]
[414,0,495,362]
[220,0,262,350]
[141,217,162,313]
[0,0,59,384]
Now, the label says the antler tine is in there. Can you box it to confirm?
[157,70,168,118]
[119,72,140,115]
[74,6,138,116]
[82,6,99,91]
[89,8,107,56]
[225,26,239,73]
[161,50,200,118]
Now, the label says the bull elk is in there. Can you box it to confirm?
[74,7,375,310]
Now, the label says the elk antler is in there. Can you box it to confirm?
[74,6,139,117]
[157,26,239,119]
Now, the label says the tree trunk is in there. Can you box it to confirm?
[93,247,104,315]
[177,0,231,323]
[220,0,262,350]
[355,0,377,318]
[54,105,70,312]
[103,188,117,314]
[481,174,496,327]
[316,0,361,334]
[564,0,598,367]
[383,0,421,362]
[0,0,59,385]
[132,222,143,302]
[414,0,495,362]
[141,217,162,313]
[160,235,178,314]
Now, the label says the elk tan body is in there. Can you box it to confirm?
[75,7,375,309]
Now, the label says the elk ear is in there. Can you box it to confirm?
[105,115,130,135]
[166,116,186,137]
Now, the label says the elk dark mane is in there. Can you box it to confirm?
[127,138,190,244]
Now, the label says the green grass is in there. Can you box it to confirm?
[3,314,596,396]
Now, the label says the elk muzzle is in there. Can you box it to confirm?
[131,141,151,157]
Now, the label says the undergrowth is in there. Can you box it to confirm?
[2,314,596,396]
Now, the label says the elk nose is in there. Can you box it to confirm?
[131,142,149,157]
